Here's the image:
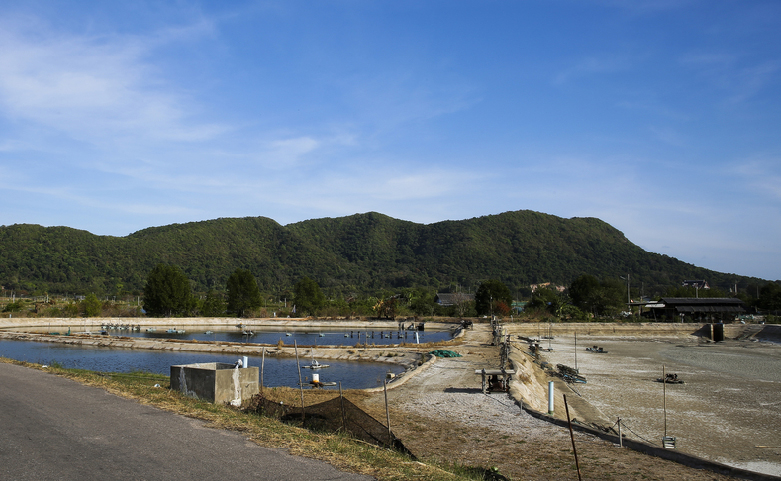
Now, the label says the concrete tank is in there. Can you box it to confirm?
[170,362,259,405]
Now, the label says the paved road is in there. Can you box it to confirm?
[0,362,374,480]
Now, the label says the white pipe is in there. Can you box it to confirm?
[548,381,555,415]
[243,356,249,368]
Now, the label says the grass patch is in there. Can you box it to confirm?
[1,357,485,481]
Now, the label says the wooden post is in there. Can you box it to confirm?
[294,340,305,421]
[261,347,265,396]
[564,394,582,481]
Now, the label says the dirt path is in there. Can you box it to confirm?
[357,324,739,481]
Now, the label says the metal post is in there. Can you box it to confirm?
[663,365,667,437]
[574,332,578,371]
[294,340,305,421]
[261,347,265,396]
[564,394,582,481]
[339,382,347,433]
[548,381,554,415]
[618,417,623,448]
[384,380,392,446]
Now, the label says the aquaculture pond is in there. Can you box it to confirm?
[0,339,405,389]
[51,326,453,346]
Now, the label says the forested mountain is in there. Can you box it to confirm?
[0,210,764,297]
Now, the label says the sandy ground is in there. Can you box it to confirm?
[537,334,781,477]
[357,325,740,481]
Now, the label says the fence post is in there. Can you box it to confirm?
[384,380,392,445]
[294,340,305,421]
[564,394,582,481]
[339,382,347,433]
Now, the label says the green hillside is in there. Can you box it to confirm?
[0,210,764,297]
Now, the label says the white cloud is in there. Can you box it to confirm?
[0,17,226,150]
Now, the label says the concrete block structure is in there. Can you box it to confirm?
[170,362,259,405]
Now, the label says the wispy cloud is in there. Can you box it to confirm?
[553,55,630,85]
[679,52,779,106]
[731,157,781,200]
[0,15,226,151]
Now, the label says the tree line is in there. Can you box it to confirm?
[139,263,514,319]
[4,264,779,320]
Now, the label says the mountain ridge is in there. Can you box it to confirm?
[0,210,764,297]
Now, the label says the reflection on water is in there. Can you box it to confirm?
[0,339,404,390]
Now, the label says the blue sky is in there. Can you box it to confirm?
[1,1,779,280]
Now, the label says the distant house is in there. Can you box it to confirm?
[435,293,475,306]
[682,280,710,290]
[530,282,565,293]
[647,297,745,322]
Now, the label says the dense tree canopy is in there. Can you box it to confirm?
[569,274,626,316]
[474,279,512,316]
[226,269,262,317]
[758,282,781,311]
[82,293,102,317]
[199,290,227,317]
[142,264,194,317]
[294,277,325,316]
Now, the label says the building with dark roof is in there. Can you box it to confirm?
[648,297,745,322]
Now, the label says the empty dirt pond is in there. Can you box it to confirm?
[539,335,781,477]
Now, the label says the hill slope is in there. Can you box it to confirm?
[0,210,761,296]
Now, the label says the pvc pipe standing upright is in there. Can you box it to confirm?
[548,381,555,415]
[243,356,248,368]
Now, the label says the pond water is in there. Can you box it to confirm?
[14,326,452,347]
[0,339,405,390]
[120,327,450,346]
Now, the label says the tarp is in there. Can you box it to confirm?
[429,349,462,358]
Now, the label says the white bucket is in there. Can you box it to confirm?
[312,373,320,383]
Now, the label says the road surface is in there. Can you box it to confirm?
[0,362,373,481]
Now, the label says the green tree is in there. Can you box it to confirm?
[294,277,325,316]
[475,279,513,316]
[408,288,435,316]
[82,293,102,317]
[227,269,262,317]
[569,274,601,313]
[199,290,227,317]
[758,282,781,311]
[142,264,194,317]
[569,275,625,316]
